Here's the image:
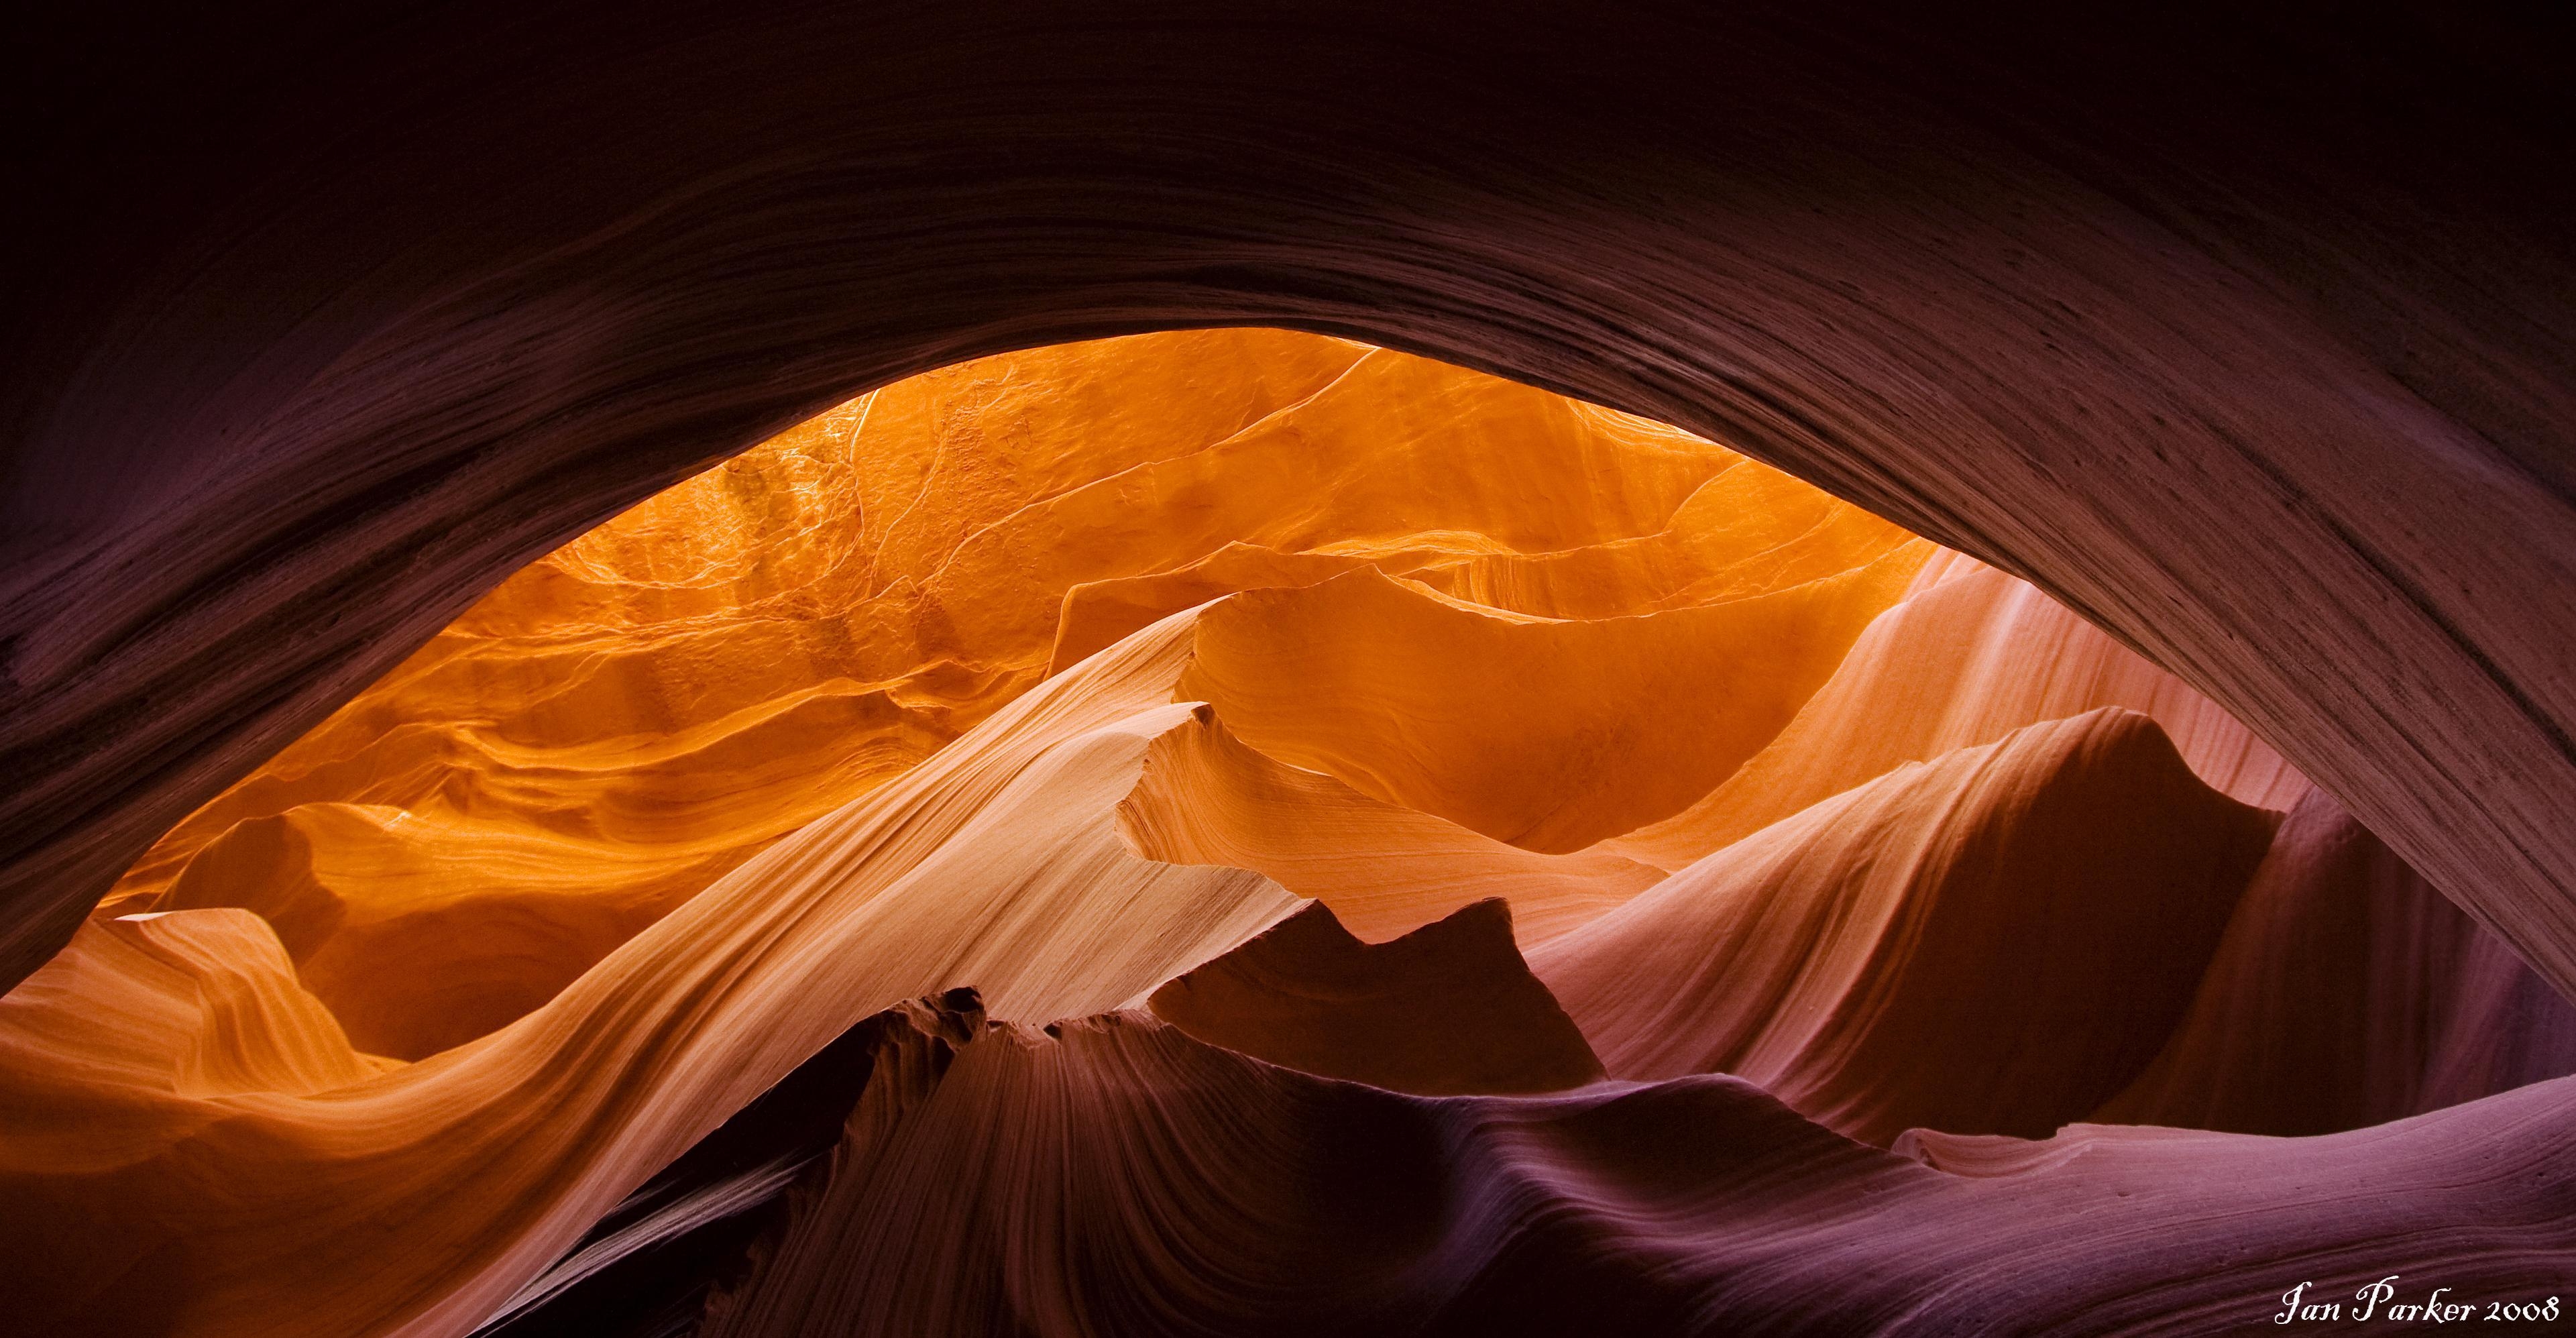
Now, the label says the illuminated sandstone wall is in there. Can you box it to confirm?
[89,331,1925,1061]
[6,331,2571,1336]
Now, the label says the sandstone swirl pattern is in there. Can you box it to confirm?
[3,333,2570,1335]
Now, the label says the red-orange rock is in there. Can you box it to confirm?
[1147,898,1606,1096]
[4,323,2569,1338]
[1534,709,2279,1144]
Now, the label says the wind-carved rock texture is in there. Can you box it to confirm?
[697,1010,2576,1338]
[82,333,1893,1060]
[6,331,2575,1334]
[1532,709,2282,1145]
[11,3,2576,1021]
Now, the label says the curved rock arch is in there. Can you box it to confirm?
[6,0,2575,999]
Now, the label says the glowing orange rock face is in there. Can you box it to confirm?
[7,330,2572,1337]
[1115,704,1662,944]
[1178,558,1923,852]
[98,329,1925,1060]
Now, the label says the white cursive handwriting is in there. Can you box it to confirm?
[2274,1278,2557,1325]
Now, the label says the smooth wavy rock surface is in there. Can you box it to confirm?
[1608,557,2312,870]
[2098,787,2576,1137]
[7,327,2092,1337]
[1178,559,1924,852]
[7,303,2574,1333]
[94,331,1911,1055]
[11,27,2576,1315]
[150,803,749,1060]
[1114,695,1663,945]
[679,1001,2576,1337]
[469,991,992,1338]
[1533,708,2278,1144]
[1147,899,1605,1097]
[0,614,1311,1337]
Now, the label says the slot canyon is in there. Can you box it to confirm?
[8,5,2576,1335]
